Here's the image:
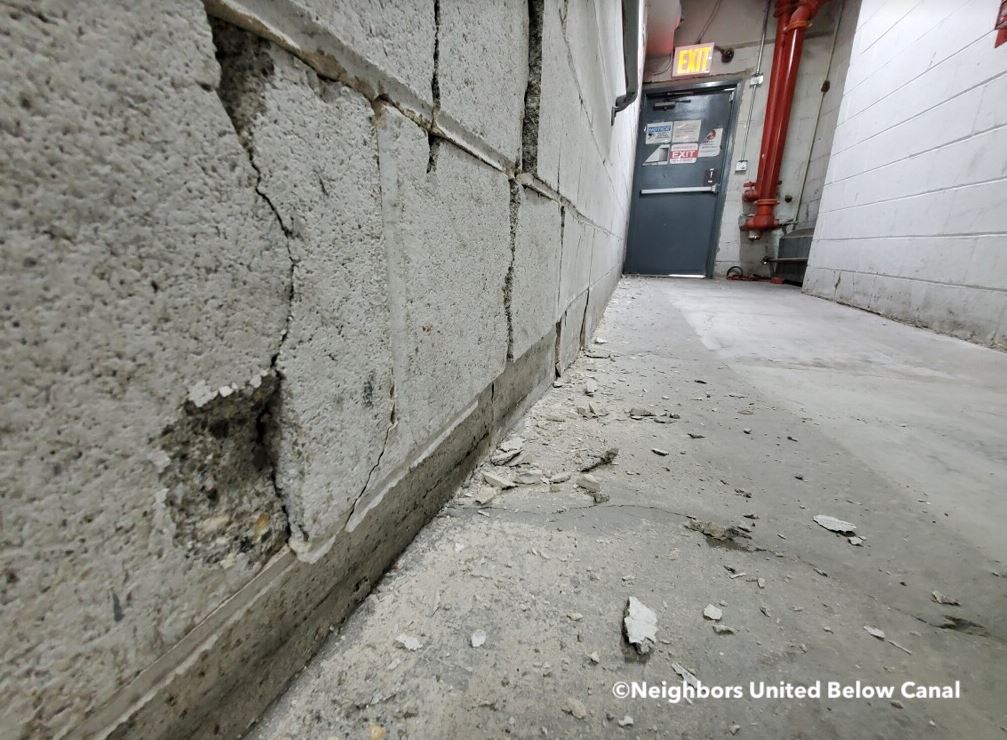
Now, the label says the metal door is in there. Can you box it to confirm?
[624,84,736,276]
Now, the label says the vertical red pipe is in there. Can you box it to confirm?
[744,0,794,202]
[744,0,828,232]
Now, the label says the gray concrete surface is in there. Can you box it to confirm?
[805,1,1007,349]
[1,2,638,736]
[253,278,1007,739]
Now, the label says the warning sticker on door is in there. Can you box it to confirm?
[642,145,670,165]
[698,127,723,158]
[672,119,702,143]
[669,143,699,164]
[645,122,673,144]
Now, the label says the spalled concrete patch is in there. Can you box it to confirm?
[159,372,286,567]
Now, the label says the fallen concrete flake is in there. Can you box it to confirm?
[576,473,601,493]
[671,662,699,688]
[931,591,960,606]
[864,625,885,640]
[687,432,705,439]
[594,337,608,345]
[887,638,913,655]
[549,472,572,483]
[483,471,516,489]
[499,436,524,452]
[848,536,864,546]
[703,604,723,621]
[588,651,600,664]
[584,379,599,396]
[561,697,588,720]
[617,715,634,727]
[628,407,654,418]
[623,596,658,655]
[516,471,544,485]
[813,514,857,535]
[396,634,422,651]
[729,722,741,735]
[491,448,522,465]
[470,629,487,648]
[567,612,584,621]
[581,447,619,471]
[651,448,670,456]
[687,519,751,544]
[473,486,497,505]
[712,624,735,635]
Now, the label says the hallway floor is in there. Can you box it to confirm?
[251,278,1007,739]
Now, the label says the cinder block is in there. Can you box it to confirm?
[584,268,621,342]
[590,228,622,285]
[375,106,511,475]
[556,289,589,373]
[533,0,569,187]
[0,4,292,735]
[438,0,528,162]
[559,213,594,310]
[511,186,563,359]
[213,27,396,548]
[297,0,435,107]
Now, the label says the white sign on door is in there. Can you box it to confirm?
[698,127,723,158]
[645,122,673,145]
[671,119,702,144]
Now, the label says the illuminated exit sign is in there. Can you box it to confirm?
[673,43,715,77]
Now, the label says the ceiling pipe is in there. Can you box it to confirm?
[743,0,828,233]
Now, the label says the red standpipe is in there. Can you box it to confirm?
[743,0,828,233]
[743,0,796,203]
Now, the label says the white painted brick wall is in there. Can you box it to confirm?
[806,0,1007,348]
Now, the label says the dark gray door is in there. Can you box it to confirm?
[624,85,735,276]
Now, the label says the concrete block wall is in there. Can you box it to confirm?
[645,0,860,275]
[0,1,638,737]
[805,0,1007,348]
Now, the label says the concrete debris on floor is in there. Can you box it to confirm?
[252,279,1007,739]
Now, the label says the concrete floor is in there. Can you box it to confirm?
[250,278,1007,739]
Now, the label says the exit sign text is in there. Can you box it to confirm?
[673,43,715,77]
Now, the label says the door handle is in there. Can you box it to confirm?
[640,185,720,195]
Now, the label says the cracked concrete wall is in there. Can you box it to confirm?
[1,0,639,737]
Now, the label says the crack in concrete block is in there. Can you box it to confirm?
[505,182,523,360]
[520,0,544,173]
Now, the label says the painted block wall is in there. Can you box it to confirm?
[805,0,1007,348]
[645,0,860,275]
[0,1,638,737]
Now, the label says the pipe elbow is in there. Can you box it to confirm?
[786,0,826,31]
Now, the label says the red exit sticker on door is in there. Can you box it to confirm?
[669,143,699,164]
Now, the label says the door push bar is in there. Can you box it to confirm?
[640,184,719,195]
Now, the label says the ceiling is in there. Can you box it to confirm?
[644,0,683,57]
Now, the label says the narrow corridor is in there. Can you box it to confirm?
[251,279,1007,739]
